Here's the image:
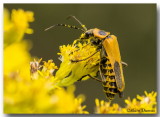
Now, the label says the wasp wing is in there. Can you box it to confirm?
[102,35,125,92]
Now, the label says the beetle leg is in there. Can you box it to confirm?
[70,42,91,55]
[77,74,103,82]
[85,74,103,83]
[121,61,128,67]
[118,91,124,98]
[87,74,103,83]
[71,50,99,62]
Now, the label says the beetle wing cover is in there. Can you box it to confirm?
[102,35,125,91]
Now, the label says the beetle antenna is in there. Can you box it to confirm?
[44,24,85,32]
[67,15,87,31]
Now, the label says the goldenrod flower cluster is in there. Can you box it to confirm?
[95,91,157,114]
[55,40,100,86]
[3,8,157,114]
[4,9,34,47]
[4,8,88,114]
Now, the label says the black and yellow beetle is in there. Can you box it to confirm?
[45,16,127,100]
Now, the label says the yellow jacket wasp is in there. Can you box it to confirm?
[45,16,127,100]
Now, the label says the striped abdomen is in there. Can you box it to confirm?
[100,57,118,100]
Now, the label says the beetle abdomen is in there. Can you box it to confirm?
[100,57,119,100]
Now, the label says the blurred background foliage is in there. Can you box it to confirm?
[4,4,156,112]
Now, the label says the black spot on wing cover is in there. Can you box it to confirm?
[114,61,123,90]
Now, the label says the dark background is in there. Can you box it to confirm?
[4,4,157,113]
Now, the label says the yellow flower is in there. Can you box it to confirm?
[125,91,157,114]
[4,41,31,79]
[5,55,87,113]
[4,8,34,47]
[95,99,122,113]
[95,91,157,114]
[4,8,157,114]
[55,39,100,86]
[4,8,88,114]
[4,73,88,113]
[73,98,89,114]
[45,85,88,114]
[41,60,58,78]
[30,59,58,80]
[11,9,34,31]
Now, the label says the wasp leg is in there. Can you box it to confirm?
[71,50,99,62]
[121,61,128,67]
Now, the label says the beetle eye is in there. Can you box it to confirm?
[85,32,92,38]
[99,30,106,35]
